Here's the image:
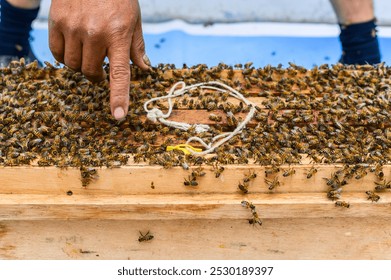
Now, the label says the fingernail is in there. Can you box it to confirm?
[143,54,151,66]
[113,107,125,120]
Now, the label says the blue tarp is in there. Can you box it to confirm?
[31,29,391,68]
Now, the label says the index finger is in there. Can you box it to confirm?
[107,43,131,120]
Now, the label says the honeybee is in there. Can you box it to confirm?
[226,114,238,127]
[80,166,98,187]
[151,182,155,189]
[212,163,225,178]
[238,181,249,194]
[184,175,198,187]
[370,163,384,179]
[282,167,295,177]
[244,62,253,69]
[248,212,263,226]
[374,179,391,191]
[241,200,262,226]
[32,129,43,139]
[265,165,280,177]
[354,167,367,180]
[306,166,317,179]
[265,176,280,190]
[327,188,342,200]
[243,170,257,182]
[37,158,51,167]
[254,105,263,113]
[208,113,222,122]
[191,167,206,178]
[323,173,346,189]
[366,191,380,202]
[335,201,350,208]
[241,200,256,210]
[138,231,154,242]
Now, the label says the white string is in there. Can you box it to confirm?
[143,81,258,155]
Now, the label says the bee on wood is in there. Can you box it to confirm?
[282,167,295,177]
[354,167,368,180]
[255,105,262,113]
[206,101,217,111]
[80,166,99,187]
[226,114,238,127]
[323,173,346,189]
[37,157,51,167]
[265,176,280,190]
[370,164,384,179]
[366,191,380,202]
[243,170,257,183]
[241,200,262,226]
[327,188,342,200]
[306,166,317,179]
[238,181,249,194]
[212,163,225,178]
[248,212,263,226]
[184,175,198,187]
[241,200,256,211]
[138,231,154,242]
[191,167,206,178]
[335,200,350,208]
[265,165,280,177]
[374,179,391,191]
[151,182,155,189]
[208,113,222,122]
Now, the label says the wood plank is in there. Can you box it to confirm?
[1,192,390,220]
[1,165,390,195]
[1,218,391,259]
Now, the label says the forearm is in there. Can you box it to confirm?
[330,0,374,24]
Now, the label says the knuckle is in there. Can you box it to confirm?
[85,26,103,41]
[109,22,130,37]
[48,14,64,27]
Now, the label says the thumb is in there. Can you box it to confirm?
[107,43,131,120]
[130,15,151,70]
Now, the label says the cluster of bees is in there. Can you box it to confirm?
[0,60,390,211]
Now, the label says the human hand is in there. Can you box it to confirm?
[48,0,150,120]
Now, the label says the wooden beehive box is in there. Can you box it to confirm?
[0,62,391,259]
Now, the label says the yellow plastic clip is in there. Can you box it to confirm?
[166,144,202,155]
